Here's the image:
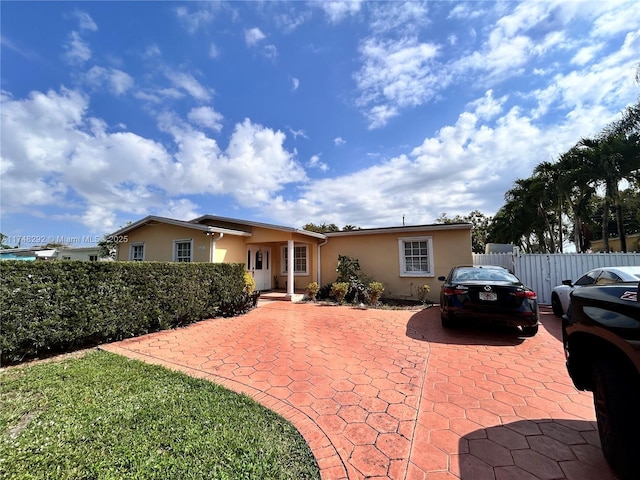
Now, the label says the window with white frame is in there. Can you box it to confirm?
[173,239,193,262]
[281,245,308,275]
[398,236,434,276]
[130,243,144,261]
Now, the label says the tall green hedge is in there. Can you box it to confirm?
[0,261,247,365]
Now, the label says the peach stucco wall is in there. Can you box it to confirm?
[116,221,471,300]
[117,223,320,291]
[116,224,213,262]
[319,228,472,302]
[241,227,319,290]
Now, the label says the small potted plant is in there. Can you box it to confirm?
[330,282,349,304]
[417,284,431,305]
[368,281,384,305]
[305,281,320,302]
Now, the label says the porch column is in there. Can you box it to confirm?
[287,240,294,296]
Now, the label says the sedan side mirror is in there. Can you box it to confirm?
[562,279,573,286]
[438,276,446,281]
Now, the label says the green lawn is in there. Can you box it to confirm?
[0,350,320,480]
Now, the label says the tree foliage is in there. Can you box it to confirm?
[436,210,491,254]
[489,95,640,253]
[302,223,359,233]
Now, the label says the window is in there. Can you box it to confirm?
[130,243,144,261]
[89,255,98,262]
[398,236,434,277]
[281,245,308,275]
[596,270,623,285]
[173,239,192,262]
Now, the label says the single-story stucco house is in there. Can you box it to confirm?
[110,215,473,301]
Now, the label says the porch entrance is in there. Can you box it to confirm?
[247,246,271,291]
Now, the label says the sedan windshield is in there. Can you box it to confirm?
[452,268,519,283]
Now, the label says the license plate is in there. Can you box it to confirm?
[479,292,497,301]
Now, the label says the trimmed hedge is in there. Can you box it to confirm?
[0,261,248,365]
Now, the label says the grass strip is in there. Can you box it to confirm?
[0,350,320,480]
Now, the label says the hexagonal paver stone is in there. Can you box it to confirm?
[338,405,369,423]
[512,449,564,479]
[344,423,379,445]
[367,412,400,433]
[376,433,410,459]
[350,445,389,477]
[487,426,529,450]
[539,422,588,445]
[469,438,514,467]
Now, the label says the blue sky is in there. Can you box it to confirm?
[1,1,639,247]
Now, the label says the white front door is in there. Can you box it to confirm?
[247,246,271,291]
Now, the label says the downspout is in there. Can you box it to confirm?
[208,232,224,263]
[287,240,295,297]
[317,237,328,286]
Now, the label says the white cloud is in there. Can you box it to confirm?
[63,31,91,65]
[467,90,505,121]
[188,106,224,132]
[260,58,637,229]
[73,10,98,31]
[592,1,640,37]
[85,66,134,96]
[307,154,328,172]
[368,1,429,34]
[263,44,278,59]
[81,205,116,233]
[318,0,363,23]
[176,6,215,33]
[1,35,37,59]
[158,198,201,221]
[291,77,300,91]
[159,116,308,206]
[571,44,604,65]
[144,44,161,58]
[164,70,212,101]
[334,137,346,146]
[453,35,533,83]
[245,27,266,46]
[209,43,220,58]
[354,36,441,128]
[288,127,307,139]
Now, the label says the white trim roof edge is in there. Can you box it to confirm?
[191,215,327,240]
[325,223,472,237]
[109,215,251,237]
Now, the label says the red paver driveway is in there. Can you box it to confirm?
[101,302,615,480]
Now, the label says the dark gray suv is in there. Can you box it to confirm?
[562,280,640,480]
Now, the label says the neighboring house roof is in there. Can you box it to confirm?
[325,223,472,237]
[0,247,57,258]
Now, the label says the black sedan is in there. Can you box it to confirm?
[438,265,539,336]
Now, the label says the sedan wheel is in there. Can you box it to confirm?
[551,293,563,317]
[593,357,640,480]
[520,325,538,337]
[441,314,454,329]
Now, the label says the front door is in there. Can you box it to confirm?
[247,246,271,291]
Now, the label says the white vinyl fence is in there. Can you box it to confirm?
[473,251,640,304]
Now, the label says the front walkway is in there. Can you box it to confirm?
[101,303,615,480]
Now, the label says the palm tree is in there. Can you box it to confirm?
[578,133,639,252]
[553,148,597,252]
